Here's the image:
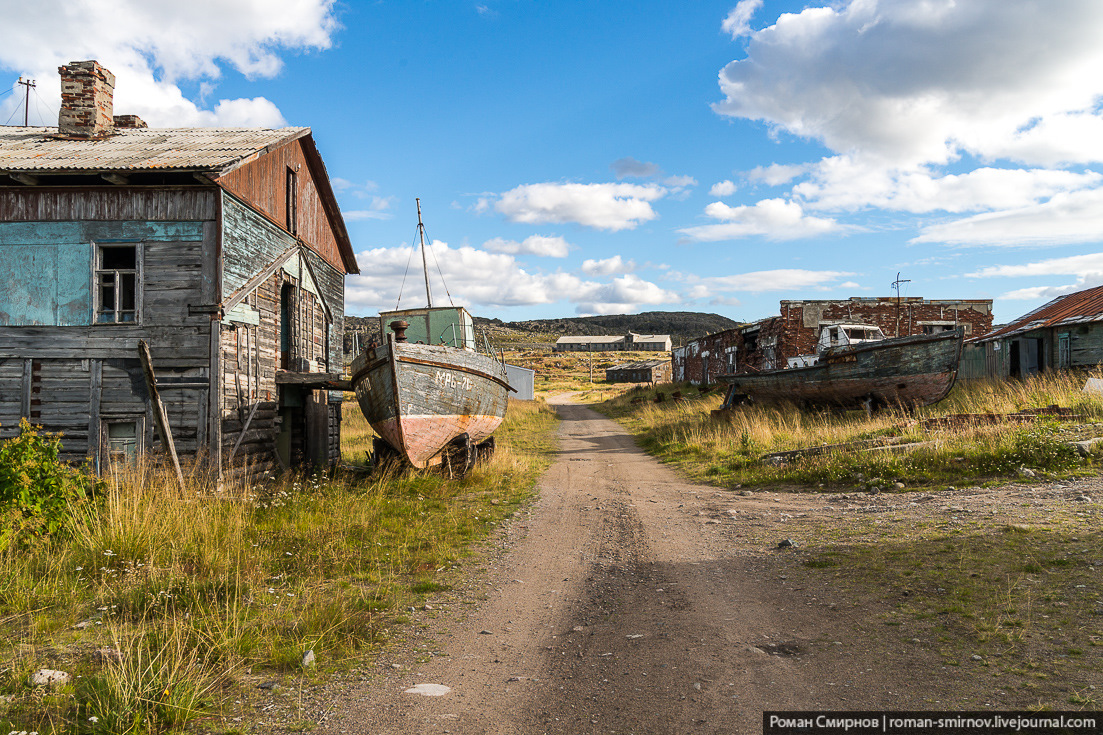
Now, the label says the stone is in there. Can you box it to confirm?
[1075,496,1092,503]
[972,655,983,661]
[405,683,451,696]
[777,539,795,549]
[257,680,279,690]
[301,650,316,668]
[1018,467,1037,478]
[893,482,906,490]
[31,669,70,687]
[479,629,493,635]
[94,646,123,664]
[740,490,753,496]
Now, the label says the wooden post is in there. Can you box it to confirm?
[138,340,186,490]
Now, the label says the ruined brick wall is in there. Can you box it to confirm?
[778,298,993,359]
[58,60,115,138]
[672,328,740,384]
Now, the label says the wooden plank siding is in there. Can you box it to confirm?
[216,139,347,275]
[0,188,218,222]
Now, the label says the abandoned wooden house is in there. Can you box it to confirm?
[967,284,1103,379]
[673,296,994,385]
[0,60,359,478]
[553,333,672,352]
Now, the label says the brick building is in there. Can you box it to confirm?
[673,297,993,385]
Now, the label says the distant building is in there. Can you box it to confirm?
[606,359,672,384]
[504,363,536,400]
[968,284,1103,379]
[673,297,993,385]
[554,332,671,352]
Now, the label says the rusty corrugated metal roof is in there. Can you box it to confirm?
[977,284,1103,342]
[0,126,308,173]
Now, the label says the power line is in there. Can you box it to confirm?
[16,77,35,126]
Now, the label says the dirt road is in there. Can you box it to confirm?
[316,396,1040,734]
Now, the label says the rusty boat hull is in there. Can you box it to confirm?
[350,339,510,468]
[718,329,964,411]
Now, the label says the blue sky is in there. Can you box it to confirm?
[4,0,1103,326]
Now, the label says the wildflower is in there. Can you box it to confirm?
[88,717,99,723]
[75,567,83,571]
[103,550,116,556]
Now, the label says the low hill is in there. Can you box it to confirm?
[343,310,741,354]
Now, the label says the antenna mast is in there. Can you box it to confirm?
[416,198,433,308]
[891,271,911,338]
[17,77,35,126]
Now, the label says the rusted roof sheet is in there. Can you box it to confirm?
[0,126,308,173]
[977,284,1103,342]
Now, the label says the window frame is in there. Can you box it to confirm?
[286,167,298,236]
[94,241,143,325]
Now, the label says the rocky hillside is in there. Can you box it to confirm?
[344,311,741,354]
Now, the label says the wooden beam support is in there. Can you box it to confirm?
[138,340,185,490]
[101,172,129,186]
[227,400,261,466]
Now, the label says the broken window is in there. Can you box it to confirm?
[286,168,298,236]
[96,244,140,323]
[104,420,140,464]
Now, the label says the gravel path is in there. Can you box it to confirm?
[300,396,1101,734]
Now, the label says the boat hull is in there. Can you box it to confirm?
[719,329,964,410]
[351,340,510,468]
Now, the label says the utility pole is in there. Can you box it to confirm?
[891,271,911,338]
[17,77,35,126]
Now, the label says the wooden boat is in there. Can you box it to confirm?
[350,201,512,472]
[717,328,965,413]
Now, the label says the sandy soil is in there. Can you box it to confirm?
[292,396,1101,735]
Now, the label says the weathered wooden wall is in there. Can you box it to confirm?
[0,204,216,462]
[216,139,348,274]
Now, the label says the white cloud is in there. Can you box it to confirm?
[0,0,339,127]
[714,0,1103,169]
[709,180,737,197]
[745,163,808,186]
[722,0,764,39]
[967,252,1103,301]
[794,159,1102,213]
[483,235,571,258]
[492,182,667,231]
[582,255,636,276]
[684,268,856,297]
[679,198,844,241]
[912,189,1103,246]
[346,242,679,315]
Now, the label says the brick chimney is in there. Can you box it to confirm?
[58,60,116,138]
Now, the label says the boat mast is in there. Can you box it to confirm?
[416,198,433,308]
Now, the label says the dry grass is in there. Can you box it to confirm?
[597,372,1103,489]
[0,397,557,734]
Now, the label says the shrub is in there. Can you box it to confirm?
[0,419,92,550]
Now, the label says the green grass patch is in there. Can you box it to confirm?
[0,397,558,734]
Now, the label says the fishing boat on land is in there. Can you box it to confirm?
[350,201,512,473]
[717,328,965,414]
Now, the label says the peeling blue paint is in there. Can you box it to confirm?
[0,220,204,326]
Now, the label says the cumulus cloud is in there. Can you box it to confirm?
[0,0,340,127]
[346,241,679,315]
[491,182,668,231]
[679,198,844,241]
[711,0,1103,247]
[709,180,737,197]
[581,255,636,276]
[745,163,808,186]
[912,189,1103,246]
[483,235,571,258]
[714,0,1103,169]
[683,268,856,297]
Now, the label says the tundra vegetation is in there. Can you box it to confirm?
[0,398,557,734]
[598,370,1103,709]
